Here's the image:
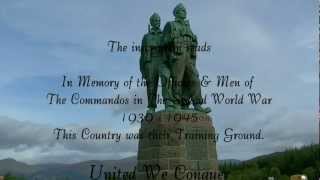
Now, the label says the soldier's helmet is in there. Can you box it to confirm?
[173,3,186,17]
[149,13,160,23]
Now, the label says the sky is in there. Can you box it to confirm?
[0,0,318,164]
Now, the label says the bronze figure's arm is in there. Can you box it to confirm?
[139,35,149,78]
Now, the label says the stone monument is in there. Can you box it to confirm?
[137,4,222,180]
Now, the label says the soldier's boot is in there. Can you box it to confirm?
[172,103,181,110]
[181,98,191,110]
[181,105,190,110]
[165,105,175,111]
[194,105,212,114]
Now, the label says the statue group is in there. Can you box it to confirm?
[137,5,222,179]
[140,3,211,114]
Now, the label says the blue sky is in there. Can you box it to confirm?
[0,0,318,164]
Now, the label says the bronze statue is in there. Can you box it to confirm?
[140,4,211,113]
[139,13,173,113]
[162,3,211,113]
[137,7,219,180]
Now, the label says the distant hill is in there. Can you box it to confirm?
[0,158,40,176]
[220,144,320,180]
[2,145,319,180]
[0,157,137,180]
[2,144,319,180]
[0,157,240,180]
[219,159,241,165]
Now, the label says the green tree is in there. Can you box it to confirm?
[270,167,281,179]
[303,167,316,180]
[4,173,17,180]
[279,175,289,180]
[4,172,25,180]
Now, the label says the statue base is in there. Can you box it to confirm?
[136,111,223,180]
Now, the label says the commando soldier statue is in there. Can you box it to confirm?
[137,5,222,180]
[162,3,211,113]
[139,13,173,113]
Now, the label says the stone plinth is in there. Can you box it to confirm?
[136,111,223,180]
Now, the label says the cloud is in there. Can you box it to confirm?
[0,116,138,164]
[217,108,317,160]
[0,116,54,150]
[0,105,317,164]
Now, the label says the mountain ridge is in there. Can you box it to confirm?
[0,156,239,180]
